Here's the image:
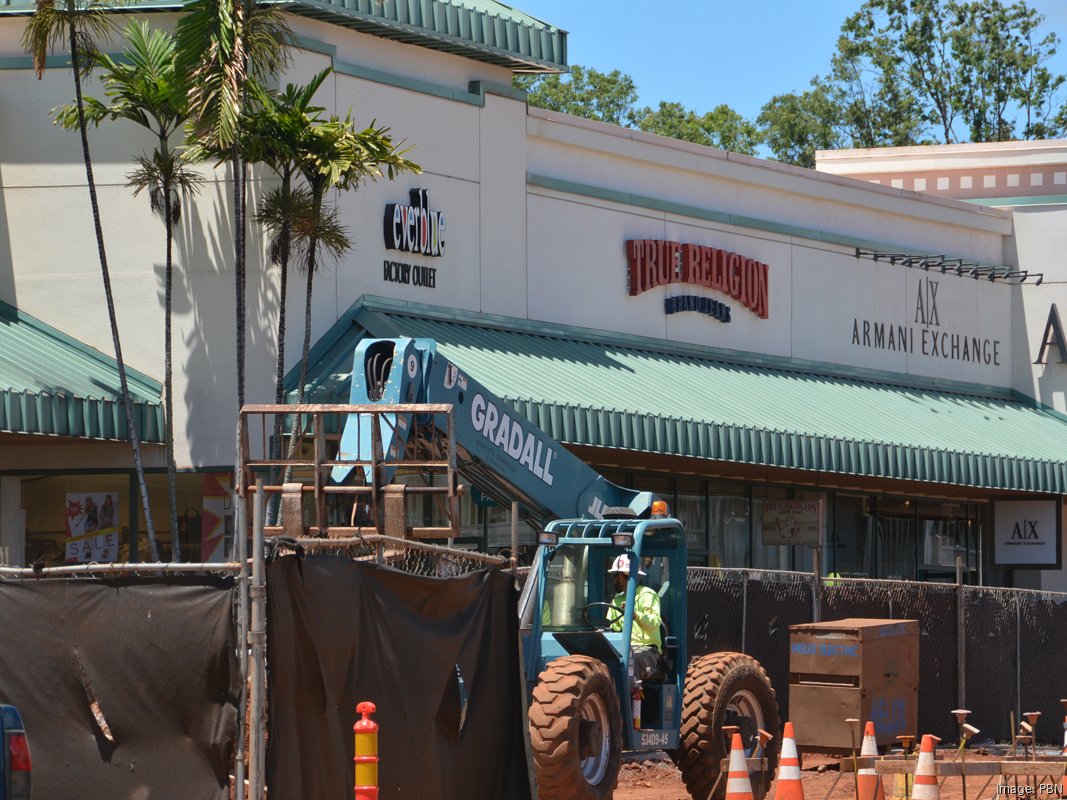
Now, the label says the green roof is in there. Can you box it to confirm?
[289,296,1067,494]
[0,0,568,73]
[279,0,566,72]
[0,300,162,442]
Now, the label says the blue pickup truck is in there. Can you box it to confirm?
[0,706,30,800]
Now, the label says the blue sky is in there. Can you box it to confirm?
[514,1,1067,123]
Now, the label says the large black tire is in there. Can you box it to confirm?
[670,652,780,800]
[528,655,623,800]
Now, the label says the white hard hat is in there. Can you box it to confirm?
[608,554,646,577]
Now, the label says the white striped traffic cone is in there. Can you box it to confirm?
[726,732,755,800]
[911,734,941,800]
[773,722,804,800]
[1062,715,1067,755]
[857,721,885,800]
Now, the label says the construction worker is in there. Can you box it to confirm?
[608,554,663,681]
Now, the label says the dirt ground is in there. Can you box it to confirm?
[615,751,1067,800]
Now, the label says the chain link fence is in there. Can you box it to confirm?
[689,567,1067,744]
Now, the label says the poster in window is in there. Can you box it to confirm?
[761,500,824,547]
[200,473,233,562]
[65,492,120,563]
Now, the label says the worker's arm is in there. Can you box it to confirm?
[632,587,661,637]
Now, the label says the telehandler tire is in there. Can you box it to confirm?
[671,651,780,800]
[528,654,622,800]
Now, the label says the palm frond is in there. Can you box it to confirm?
[305,201,350,266]
[244,4,293,81]
[255,185,313,267]
[127,151,204,225]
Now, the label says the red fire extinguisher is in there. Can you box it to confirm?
[631,683,643,730]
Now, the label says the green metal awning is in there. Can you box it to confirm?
[289,296,1067,495]
[0,0,568,74]
[279,0,567,72]
[0,300,163,442]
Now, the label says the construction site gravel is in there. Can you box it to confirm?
[615,751,1067,800]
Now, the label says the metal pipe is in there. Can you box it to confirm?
[957,556,966,711]
[741,571,748,654]
[235,467,248,800]
[812,545,822,622]
[1016,596,1022,729]
[290,535,510,566]
[0,562,240,577]
[248,479,266,799]
[511,501,519,575]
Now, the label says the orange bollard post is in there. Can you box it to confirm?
[354,701,379,800]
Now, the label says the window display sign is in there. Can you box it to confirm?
[200,473,233,562]
[762,500,824,547]
[64,492,119,563]
[994,500,1062,568]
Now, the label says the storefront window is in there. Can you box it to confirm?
[135,472,234,562]
[675,479,707,559]
[831,494,871,576]
[22,474,130,566]
[872,496,916,580]
[707,481,749,568]
[18,471,234,567]
[918,501,979,580]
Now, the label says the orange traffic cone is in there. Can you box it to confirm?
[911,734,941,800]
[773,722,804,800]
[856,721,885,800]
[726,732,755,800]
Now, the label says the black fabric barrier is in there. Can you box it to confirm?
[0,576,239,799]
[266,555,531,800]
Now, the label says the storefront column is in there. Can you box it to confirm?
[0,477,26,566]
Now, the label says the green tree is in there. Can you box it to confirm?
[514,65,638,126]
[757,82,843,168]
[22,0,160,558]
[952,0,1064,141]
[266,93,420,476]
[633,102,762,155]
[829,31,927,147]
[55,21,202,560]
[833,0,1064,144]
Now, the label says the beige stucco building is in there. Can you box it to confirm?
[0,1,1064,588]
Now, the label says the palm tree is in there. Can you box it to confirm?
[295,121,419,394]
[275,101,420,477]
[176,0,290,414]
[56,20,203,561]
[241,69,330,508]
[22,0,160,559]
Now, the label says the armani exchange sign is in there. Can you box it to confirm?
[994,500,1061,568]
[850,276,1003,366]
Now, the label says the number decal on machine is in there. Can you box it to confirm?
[640,732,670,747]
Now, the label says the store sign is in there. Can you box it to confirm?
[382,189,443,290]
[1034,304,1066,365]
[384,188,444,257]
[851,276,1003,366]
[993,500,1062,568]
[762,500,824,547]
[625,239,770,319]
[64,491,119,563]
